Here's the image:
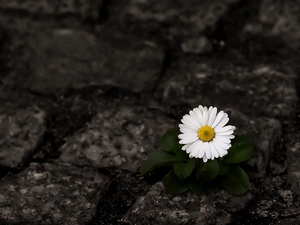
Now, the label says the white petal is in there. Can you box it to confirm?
[215,129,234,136]
[193,108,204,126]
[197,141,205,158]
[189,110,201,127]
[206,143,212,159]
[214,136,231,144]
[182,144,190,150]
[198,105,205,113]
[182,115,199,129]
[207,107,217,126]
[215,125,236,133]
[215,116,229,129]
[211,111,224,128]
[202,142,210,159]
[180,127,197,134]
[179,136,199,144]
[211,140,228,156]
[214,138,231,149]
[178,133,198,140]
[179,124,197,132]
[187,140,199,154]
[189,141,201,156]
[201,107,209,125]
[210,141,222,158]
[216,134,235,140]
[202,153,208,162]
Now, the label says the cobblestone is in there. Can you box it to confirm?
[59,104,176,172]
[11,29,165,94]
[0,0,299,224]
[0,161,109,225]
[0,107,46,168]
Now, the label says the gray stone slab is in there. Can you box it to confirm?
[120,0,239,39]
[286,126,300,196]
[274,217,300,225]
[0,0,102,20]
[242,0,300,49]
[21,29,164,94]
[0,107,46,168]
[59,104,176,172]
[0,161,110,225]
[122,182,253,225]
[229,109,282,178]
[154,60,297,119]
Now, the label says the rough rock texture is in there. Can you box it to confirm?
[122,182,253,225]
[0,0,103,20]
[0,0,299,224]
[243,0,300,49]
[120,0,239,40]
[14,29,164,94]
[0,161,109,225]
[154,60,297,119]
[59,104,176,172]
[285,112,300,196]
[0,107,46,168]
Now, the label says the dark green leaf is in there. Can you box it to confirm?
[163,169,189,194]
[222,135,254,164]
[140,151,185,175]
[173,158,195,179]
[160,129,181,153]
[195,160,219,181]
[218,163,229,175]
[189,179,212,195]
[222,165,249,195]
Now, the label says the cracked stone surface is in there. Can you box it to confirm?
[0,0,103,20]
[59,104,176,172]
[11,29,164,94]
[0,161,109,225]
[154,60,297,119]
[0,107,46,168]
[285,112,300,196]
[0,0,299,224]
[122,182,253,225]
[243,0,300,49]
[119,0,239,40]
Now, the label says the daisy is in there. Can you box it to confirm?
[178,105,236,162]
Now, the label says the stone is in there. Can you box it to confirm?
[0,161,110,225]
[286,123,300,196]
[274,217,300,225]
[59,104,176,172]
[0,0,103,20]
[21,29,164,94]
[242,0,300,49]
[0,107,46,168]
[154,59,297,119]
[122,182,253,225]
[120,0,240,40]
[214,109,282,178]
[181,36,212,54]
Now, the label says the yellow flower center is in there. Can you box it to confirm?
[197,125,215,142]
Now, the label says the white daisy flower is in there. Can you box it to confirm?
[178,105,236,162]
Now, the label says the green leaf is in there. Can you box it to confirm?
[195,160,219,181]
[173,158,195,179]
[218,163,229,175]
[163,169,189,194]
[189,179,212,195]
[222,135,254,164]
[222,165,249,195]
[140,151,185,175]
[160,129,181,153]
